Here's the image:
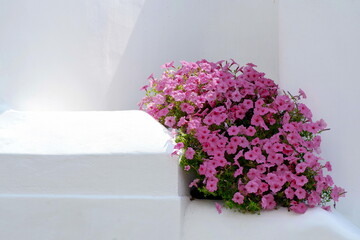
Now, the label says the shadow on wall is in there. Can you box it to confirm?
[105,0,278,110]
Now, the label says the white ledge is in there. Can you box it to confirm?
[0,110,172,155]
[183,200,360,240]
[0,110,187,196]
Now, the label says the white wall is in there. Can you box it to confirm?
[2,0,359,227]
[0,0,279,110]
[279,0,360,227]
[0,0,144,110]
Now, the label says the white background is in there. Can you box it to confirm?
[0,0,359,227]
[0,0,278,110]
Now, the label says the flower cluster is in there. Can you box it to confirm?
[139,59,345,214]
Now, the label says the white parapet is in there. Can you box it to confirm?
[0,110,190,240]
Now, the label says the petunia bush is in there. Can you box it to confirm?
[139,59,345,214]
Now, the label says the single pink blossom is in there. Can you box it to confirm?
[242,99,253,109]
[206,177,218,192]
[322,206,331,212]
[189,179,199,188]
[290,202,307,214]
[185,147,195,159]
[325,175,334,186]
[157,108,169,118]
[298,103,312,119]
[245,180,259,193]
[215,202,222,214]
[324,161,332,171]
[232,192,245,204]
[296,162,308,174]
[261,194,276,210]
[226,142,238,155]
[270,182,282,193]
[164,116,176,128]
[234,167,243,177]
[247,168,260,180]
[245,126,256,136]
[251,114,269,130]
[178,117,188,127]
[295,176,308,187]
[174,142,184,150]
[285,187,295,199]
[228,126,240,136]
[259,182,269,193]
[295,188,307,199]
[331,186,346,201]
[298,88,307,99]
[244,150,257,161]
[161,61,175,69]
[231,90,242,102]
[308,191,321,207]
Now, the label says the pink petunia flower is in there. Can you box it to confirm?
[161,61,175,69]
[185,147,195,159]
[245,126,256,136]
[298,88,307,99]
[290,202,307,214]
[189,179,199,188]
[295,162,308,174]
[215,202,222,214]
[259,182,269,193]
[270,182,283,193]
[295,188,307,199]
[285,187,295,199]
[308,191,321,207]
[177,117,188,127]
[298,103,312,119]
[324,161,332,171]
[232,192,245,204]
[322,206,331,212]
[245,180,259,193]
[261,194,276,210]
[295,176,308,187]
[251,114,269,130]
[164,116,176,128]
[331,186,346,201]
[180,103,195,114]
[234,167,244,177]
[206,177,219,192]
[244,150,257,161]
[228,126,240,136]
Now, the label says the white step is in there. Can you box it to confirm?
[0,195,189,240]
[0,110,187,196]
[0,110,189,240]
